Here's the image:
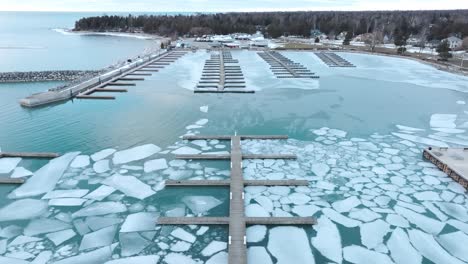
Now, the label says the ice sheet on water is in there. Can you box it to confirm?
[31,251,52,264]
[268,227,315,264]
[360,219,390,249]
[254,196,274,212]
[182,196,222,215]
[49,198,87,207]
[436,202,468,221]
[54,244,114,264]
[171,241,191,252]
[0,157,21,174]
[24,218,71,236]
[10,167,33,178]
[391,132,449,147]
[288,192,311,205]
[311,215,342,263]
[93,160,110,173]
[70,155,90,168]
[103,174,155,200]
[9,235,42,246]
[172,146,201,155]
[311,163,330,177]
[163,253,197,264]
[85,216,122,231]
[348,208,381,222]
[72,202,127,218]
[385,214,410,228]
[316,181,336,190]
[91,149,116,162]
[414,191,441,201]
[323,208,361,228]
[104,255,160,264]
[343,245,394,264]
[246,225,266,243]
[394,206,444,234]
[42,189,89,199]
[112,144,161,164]
[206,251,227,264]
[436,231,468,262]
[246,204,270,217]
[119,232,149,256]
[195,119,208,126]
[332,196,361,213]
[408,229,465,264]
[84,185,116,201]
[291,205,320,217]
[430,114,457,128]
[201,241,227,256]
[144,158,168,173]
[0,199,48,222]
[79,225,117,251]
[171,228,196,243]
[46,229,76,246]
[9,152,80,199]
[248,247,273,264]
[120,212,157,232]
[396,125,424,132]
[199,105,209,113]
[0,256,29,264]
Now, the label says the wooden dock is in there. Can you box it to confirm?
[314,52,355,67]
[258,51,319,79]
[0,178,25,184]
[76,51,187,100]
[195,50,254,93]
[423,147,468,189]
[159,134,315,264]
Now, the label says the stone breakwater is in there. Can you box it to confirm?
[0,70,101,83]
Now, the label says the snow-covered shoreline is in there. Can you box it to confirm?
[52,28,160,40]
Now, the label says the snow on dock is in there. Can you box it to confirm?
[423,147,468,189]
[258,51,320,79]
[314,52,355,67]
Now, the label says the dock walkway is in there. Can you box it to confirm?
[0,151,60,184]
[158,134,315,264]
[423,147,468,189]
[315,52,355,67]
[258,51,319,79]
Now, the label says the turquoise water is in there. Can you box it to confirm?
[1,12,468,264]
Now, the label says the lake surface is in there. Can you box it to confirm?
[1,12,468,264]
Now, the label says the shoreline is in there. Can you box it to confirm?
[52,28,162,40]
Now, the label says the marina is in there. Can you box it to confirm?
[315,52,356,67]
[258,51,319,78]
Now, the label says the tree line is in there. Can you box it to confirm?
[74,10,468,41]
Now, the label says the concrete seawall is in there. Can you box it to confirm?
[0,70,101,83]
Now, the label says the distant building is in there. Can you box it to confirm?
[354,33,373,42]
[443,36,463,49]
[310,29,323,38]
[336,32,347,40]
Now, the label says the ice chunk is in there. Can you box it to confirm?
[246,225,267,243]
[430,114,457,128]
[80,225,117,251]
[394,206,444,234]
[93,160,110,173]
[31,251,52,264]
[437,231,468,262]
[0,157,21,174]
[385,214,410,228]
[71,155,90,168]
[195,119,208,125]
[436,202,468,221]
[91,149,116,162]
[408,229,464,264]
[206,252,227,264]
[172,147,201,155]
[396,125,424,131]
[0,257,29,264]
[311,215,342,263]
[349,208,381,222]
[171,241,191,252]
[103,174,155,200]
[288,193,311,205]
[104,255,160,264]
[86,216,122,231]
[24,218,71,236]
[119,232,149,256]
[200,105,209,113]
[72,202,127,218]
[42,189,89,199]
[323,208,361,228]
[248,247,272,264]
[9,152,80,199]
[343,245,393,264]
[112,144,161,164]
[414,191,441,201]
[392,133,448,147]
[360,219,390,249]
[9,235,42,246]
[328,128,347,138]
[255,196,274,212]
[46,229,76,246]
[267,227,315,264]
[49,198,87,207]
[332,196,361,213]
[292,205,320,217]
[144,158,168,172]
[311,163,330,177]
[246,204,269,217]
[201,241,227,256]
[83,185,116,201]
[163,253,197,264]
[447,219,468,234]
[196,226,209,236]
[0,199,48,222]
[316,181,336,190]
[120,212,157,232]
[182,196,222,215]
[54,244,114,264]
[10,167,33,178]
[171,228,196,243]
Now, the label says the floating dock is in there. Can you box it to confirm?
[158,134,315,264]
[195,51,254,93]
[258,51,319,79]
[423,147,468,189]
[314,52,355,67]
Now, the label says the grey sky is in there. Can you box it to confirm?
[1,0,467,12]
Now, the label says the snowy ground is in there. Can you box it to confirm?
[0,110,468,264]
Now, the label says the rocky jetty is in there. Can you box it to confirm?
[0,70,101,83]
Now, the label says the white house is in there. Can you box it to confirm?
[443,36,463,49]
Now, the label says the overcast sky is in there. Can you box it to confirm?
[1,0,467,12]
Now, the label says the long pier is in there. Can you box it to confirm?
[258,51,319,79]
[315,52,355,67]
[158,134,315,264]
[195,51,254,93]
[423,147,468,189]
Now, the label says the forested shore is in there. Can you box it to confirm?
[74,10,468,40]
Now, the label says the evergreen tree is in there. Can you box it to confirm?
[315,37,320,43]
[436,40,452,60]
[343,31,353,45]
